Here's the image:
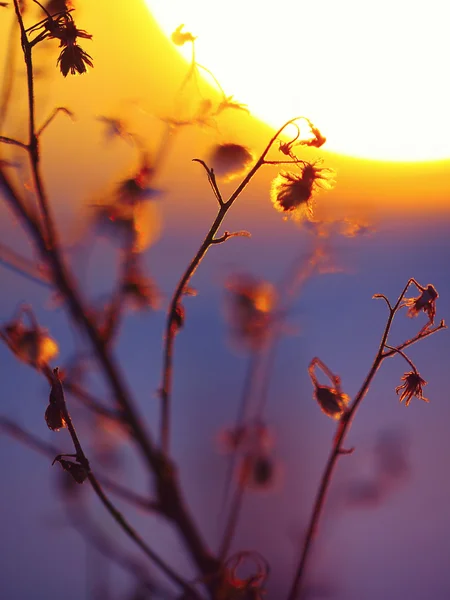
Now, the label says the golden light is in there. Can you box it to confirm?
[145,0,450,162]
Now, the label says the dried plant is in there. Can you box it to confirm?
[0,3,447,600]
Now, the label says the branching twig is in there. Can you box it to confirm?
[286,279,446,600]
[159,116,312,455]
[0,415,160,513]
[45,369,201,598]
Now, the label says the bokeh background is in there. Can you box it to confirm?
[1,1,450,599]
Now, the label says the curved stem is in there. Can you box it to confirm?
[286,279,420,600]
[159,116,308,454]
[5,5,219,583]
[47,370,200,598]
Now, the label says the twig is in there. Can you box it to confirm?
[2,12,217,574]
[0,240,51,287]
[159,116,312,455]
[0,135,28,149]
[37,106,74,137]
[0,415,160,513]
[286,279,446,600]
[45,369,201,598]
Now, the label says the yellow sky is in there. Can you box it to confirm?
[0,0,449,235]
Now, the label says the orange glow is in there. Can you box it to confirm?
[146,0,450,162]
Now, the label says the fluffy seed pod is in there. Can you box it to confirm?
[209,143,253,181]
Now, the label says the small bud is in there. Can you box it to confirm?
[45,403,66,431]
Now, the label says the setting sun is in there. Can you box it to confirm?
[146,0,450,162]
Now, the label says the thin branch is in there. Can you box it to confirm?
[43,370,201,598]
[65,503,171,599]
[0,241,51,287]
[0,415,160,513]
[159,115,311,455]
[373,293,393,311]
[192,158,223,205]
[384,344,417,372]
[286,279,446,600]
[218,352,259,560]
[211,230,251,245]
[0,135,28,149]
[1,45,218,585]
[382,320,447,358]
[37,106,75,137]
[64,379,123,422]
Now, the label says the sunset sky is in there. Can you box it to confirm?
[1,2,450,599]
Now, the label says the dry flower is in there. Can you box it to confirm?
[270,163,334,221]
[209,143,253,181]
[57,44,93,76]
[395,371,429,406]
[404,283,438,325]
[122,263,160,311]
[309,357,349,420]
[171,24,196,46]
[238,453,276,490]
[313,384,350,419]
[45,402,66,431]
[225,274,276,350]
[2,317,59,367]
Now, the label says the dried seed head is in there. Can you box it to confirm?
[45,403,66,431]
[238,454,276,490]
[3,319,59,367]
[209,143,253,181]
[404,284,438,325]
[271,163,334,221]
[171,24,196,46]
[314,384,349,419]
[395,371,429,406]
[226,274,276,350]
[122,261,160,311]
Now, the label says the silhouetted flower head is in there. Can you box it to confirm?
[2,314,58,367]
[171,24,196,46]
[271,163,334,220]
[45,402,66,431]
[48,15,90,45]
[395,371,428,406]
[45,367,67,431]
[209,143,253,181]
[57,44,93,76]
[313,384,350,419]
[309,357,349,420]
[116,164,161,206]
[404,284,438,325]
[122,262,160,311]
[225,274,276,350]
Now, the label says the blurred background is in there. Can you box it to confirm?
[1,1,450,599]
